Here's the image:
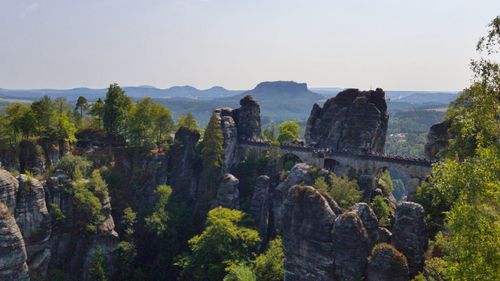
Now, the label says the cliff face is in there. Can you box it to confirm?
[0,168,119,281]
[305,88,389,154]
[0,202,30,281]
[424,120,451,160]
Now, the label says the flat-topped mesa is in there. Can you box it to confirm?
[252,81,309,94]
[305,88,389,154]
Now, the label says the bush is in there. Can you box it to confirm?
[254,237,284,281]
[371,195,391,227]
[224,264,256,281]
[72,181,104,233]
[53,155,92,180]
[315,174,361,209]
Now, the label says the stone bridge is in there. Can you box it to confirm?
[238,141,433,199]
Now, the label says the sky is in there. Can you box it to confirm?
[1,0,499,91]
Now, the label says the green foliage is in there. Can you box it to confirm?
[103,83,132,139]
[145,185,173,236]
[89,98,105,128]
[370,243,408,277]
[224,263,256,281]
[52,155,93,180]
[112,241,138,281]
[178,113,200,132]
[370,195,391,227]
[178,207,260,281]
[72,180,104,233]
[315,174,361,209]
[89,247,108,281]
[128,98,174,147]
[121,207,137,242]
[3,103,36,140]
[377,169,394,195]
[254,237,284,281]
[49,203,66,224]
[262,122,277,142]
[87,170,109,201]
[277,121,301,145]
[76,96,89,118]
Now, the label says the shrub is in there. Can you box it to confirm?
[224,264,256,281]
[254,237,284,281]
[371,195,391,227]
[315,174,361,209]
[53,155,92,180]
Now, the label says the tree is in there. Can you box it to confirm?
[178,113,200,132]
[103,83,132,140]
[254,237,284,281]
[89,98,105,128]
[3,103,36,139]
[178,207,260,281]
[89,247,108,281]
[277,121,301,145]
[128,98,174,147]
[315,174,361,209]
[145,185,173,236]
[370,195,391,227]
[224,264,256,281]
[76,96,89,118]
[199,112,224,202]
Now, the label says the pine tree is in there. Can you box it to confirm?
[89,247,108,281]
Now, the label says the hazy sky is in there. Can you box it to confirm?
[1,0,499,90]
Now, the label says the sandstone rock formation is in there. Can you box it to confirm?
[249,175,271,243]
[233,95,262,141]
[366,243,409,281]
[305,88,389,154]
[15,175,52,280]
[392,202,428,277]
[351,202,379,249]
[214,108,239,170]
[0,202,30,281]
[214,174,240,209]
[282,185,336,281]
[424,120,451,161]
[168,127,201,203]
[334,212,370,281]
[19,140,46,175]
[0,169,19,212]
[377,227,392,244]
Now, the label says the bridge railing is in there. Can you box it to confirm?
[238,139,435,166]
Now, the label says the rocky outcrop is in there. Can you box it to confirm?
[15,175,52,280]
[168,127,201,203]
[392,202,428,277]
[305,88,389,154]
[0,169,19,212]
[366,243,409,281]
[214,174,240,210]
[424,120,451,161]
[378,227,392,244]
[233,95,262,141]
[282,185,336,281]
[214,108,239,170]
[334,212,370,281]
[19,140,46,175]
[0,202,30,281]
[272,163,316,232]
[249,175,271,242]
[351,203,379,249]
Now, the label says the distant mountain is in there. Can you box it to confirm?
[0,85,243,101]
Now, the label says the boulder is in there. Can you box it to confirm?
[424,120,451,161]
[392,202,428,277]
[0,202,30,281]
[249,175,271,242]
[214,174,240,210]
[15,175,52,280]
[334,212,370,281]
[282,185,336,281]
[367,243,409,281]
[305,88,388,154]
[351,203,379,249]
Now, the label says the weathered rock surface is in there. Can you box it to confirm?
[249,175,271,242]
[15,175,52,280]
[19,140,46,175]
[0,202,30,281]
[305,88,389,154]
[214,174,240,209]
[214,108,239,170]
[367,243,409,281]
[392,202,428,277]
[424,120,451,161]
[272,163,316,232]
[377,227,392,244]
[233,95,262,141]
[0,169,19,212]
[334,212,370,281]
[351,202,379,249]
[168,127,201,203]
[282,185,336,281]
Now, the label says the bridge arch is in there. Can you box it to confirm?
[280,153,303,171]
